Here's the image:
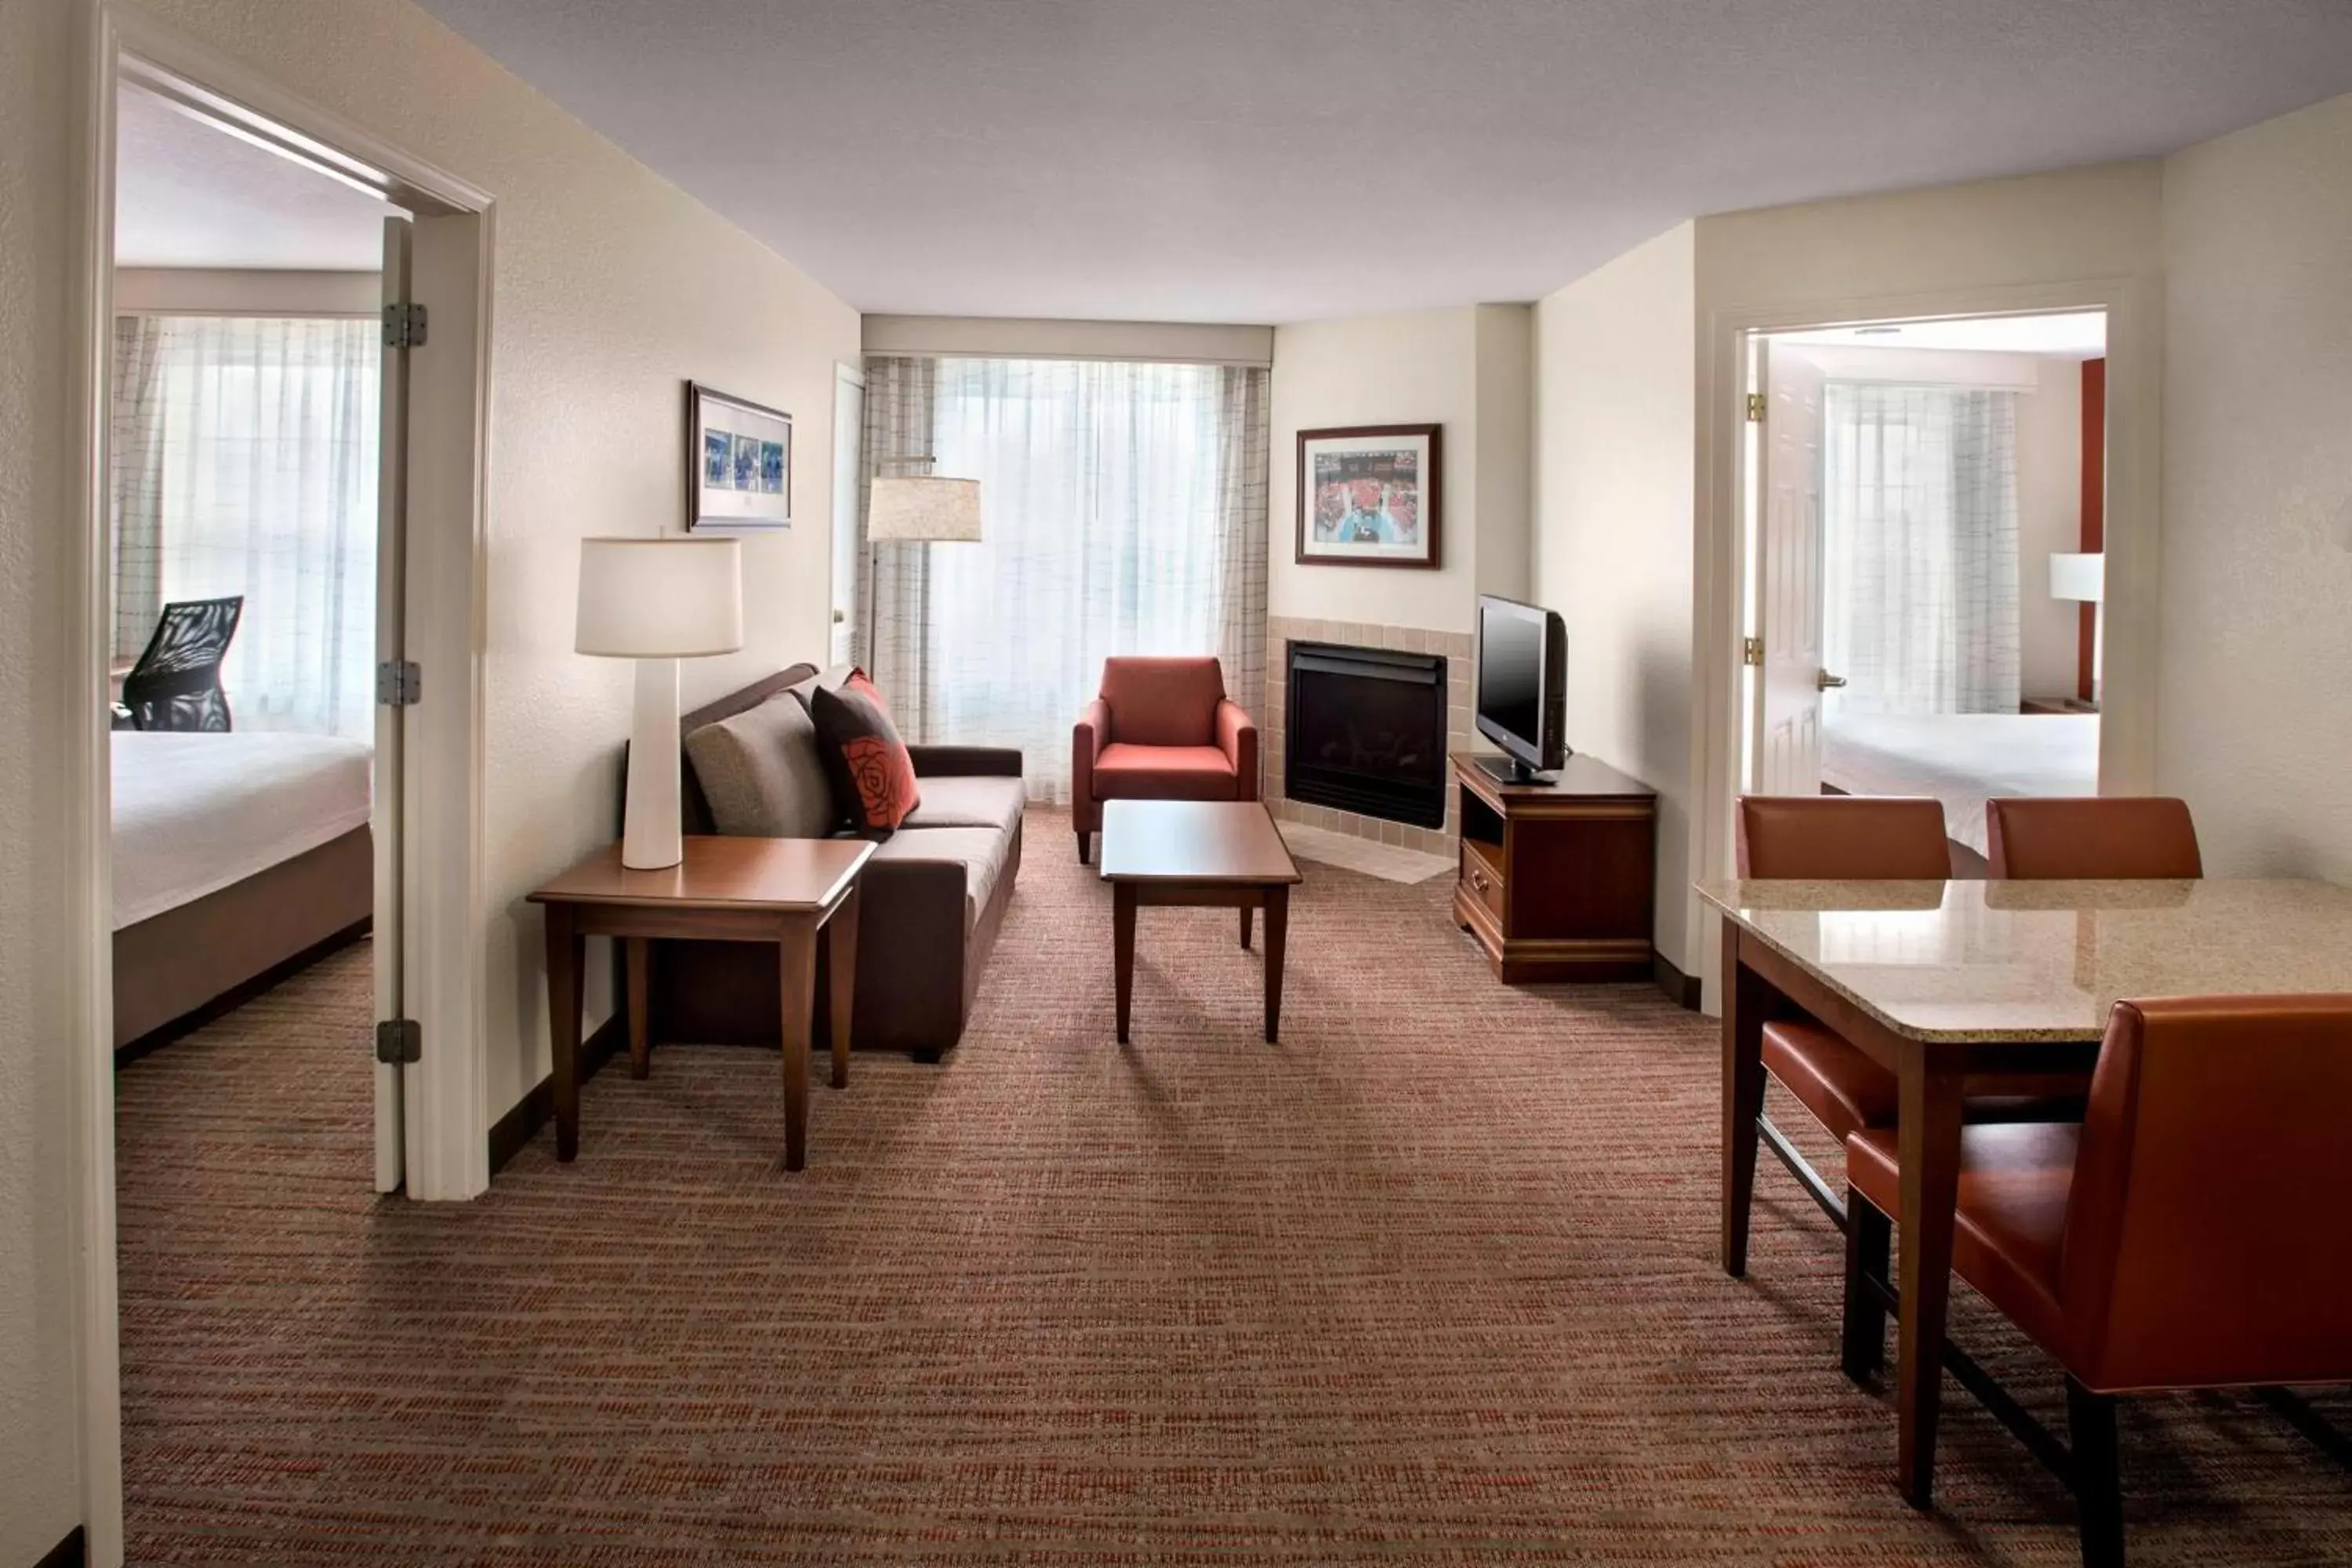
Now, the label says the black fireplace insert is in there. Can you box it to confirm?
[1284,641,1447,828]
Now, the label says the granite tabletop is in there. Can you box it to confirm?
[1695,877,2352,1043]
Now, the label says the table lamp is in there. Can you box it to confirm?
[576,535,743,869]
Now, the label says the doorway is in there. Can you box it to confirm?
[70,16,495,1560]
[1737,310,2111,871]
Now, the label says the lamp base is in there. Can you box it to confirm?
[621,657,684,870]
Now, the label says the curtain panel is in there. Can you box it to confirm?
[1821,382,2021,717]
[108,315,381,739]
[861,356,1271,803]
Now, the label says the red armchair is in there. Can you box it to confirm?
[1072,657,1258,862]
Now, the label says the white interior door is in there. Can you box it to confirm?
[830,365,864,665]
[1751,340,1831,796]
[372,216,410,1193]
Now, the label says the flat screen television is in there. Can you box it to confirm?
[1473,594,1568,783]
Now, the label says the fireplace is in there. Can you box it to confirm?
[1285,641,1448,828]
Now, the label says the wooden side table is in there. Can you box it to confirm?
[527,836,873,1171]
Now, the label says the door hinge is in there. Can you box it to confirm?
[1743,635,1765,666]
[1746,392,1768,423]
[383,303,428,348]
[376,659,421,706]
[376,1018,422,1065]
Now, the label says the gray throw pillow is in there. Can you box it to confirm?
[683,693,837,839]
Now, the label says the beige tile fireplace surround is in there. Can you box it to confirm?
[1263,615,1477,859]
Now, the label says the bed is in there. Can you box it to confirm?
[112,731,375,1050]
[1819,712,2100,858]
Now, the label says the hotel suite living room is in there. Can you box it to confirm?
[9,3,2352,1566]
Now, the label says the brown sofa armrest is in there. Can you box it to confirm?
[907,744,1023,778]
[1214,699,1259,801]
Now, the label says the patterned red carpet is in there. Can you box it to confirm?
[116,811,2352,1564]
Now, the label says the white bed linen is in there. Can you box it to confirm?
[112,731,373,929]
[1819,713,2099,858]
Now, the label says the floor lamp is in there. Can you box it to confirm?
[865,470,983,684]
[576,535,744,869]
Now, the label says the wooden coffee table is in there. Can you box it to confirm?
[528,835,873,1171]
[1098,800,1303,1044]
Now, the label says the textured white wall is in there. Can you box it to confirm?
[2158,90,2352,879]
[0,0,87,1554]
[2016,356,2086,702]
[3,0,857,1548]
[1530,223,1698,971]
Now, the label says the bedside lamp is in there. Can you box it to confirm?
[2049,550,2104,702]
[577,536,743,869]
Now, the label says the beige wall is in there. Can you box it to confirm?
[2158,89,2352,880]
[3,0,858,1546]
[1269,305,1530,635]
[1,0,86,1553]
[114,266,379,314]
[1530,223,1699,971]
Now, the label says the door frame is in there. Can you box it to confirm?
[829,361,866,665]
[1693,278,2159,1006]
[67,5,497,1559]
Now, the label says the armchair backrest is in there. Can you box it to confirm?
[1098,657,1226,748]
[2062,994,2352,1391]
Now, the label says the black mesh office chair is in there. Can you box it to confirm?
[114,596,243,731]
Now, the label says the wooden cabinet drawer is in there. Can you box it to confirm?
[1461,839,1506,923]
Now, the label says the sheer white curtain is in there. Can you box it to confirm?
[111,316,380,738]
[1821,382,2020,717]
[863,357,1269,802]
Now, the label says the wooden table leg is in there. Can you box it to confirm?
[545,902,584,1162]
[1262,885,1288,1044]
[778,918,818,1172]
[1239,903,1253,949]
[825,882,858,1091]
[1895,1044,1966,1508]
[624,937,652,1080]
[1721,921,1768,1277]
[1112,882,1138,1044]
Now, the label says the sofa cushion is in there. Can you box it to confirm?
[1099,657,1226,748]
[866,826,1008,933]
[900,773,1025,837]
[808,681,921,834]
[682,692,836,840]
[1092,742,1240,800]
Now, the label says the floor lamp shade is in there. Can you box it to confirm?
[869,476,983,543]
[576,537,744,869]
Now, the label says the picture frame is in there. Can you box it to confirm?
[685,381,792,531]
[1294,423,1442,570]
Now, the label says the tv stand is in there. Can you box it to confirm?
[1471,753,1563,787]
[1450,751,1656,984]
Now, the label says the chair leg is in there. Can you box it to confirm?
[1076,828,1091,865]
[1842,1191,1891,1382]
[2067,1377,2126,1568]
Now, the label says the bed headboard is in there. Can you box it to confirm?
[660,665,822,837]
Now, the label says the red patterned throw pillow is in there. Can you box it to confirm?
[807,679,920,834]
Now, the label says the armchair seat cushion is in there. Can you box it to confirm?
[1092,743,1240,800]
[1848,1121,2075,1357]
[900,774,1025,837]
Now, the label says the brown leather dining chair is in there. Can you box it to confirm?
[1987,797,2204,880]
[1842,995,2352,1567]
[1732,797,2084,1301]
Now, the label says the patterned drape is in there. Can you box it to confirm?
[861,356,1272,803]
[1821,383,2021,716]
[107,315,380,738]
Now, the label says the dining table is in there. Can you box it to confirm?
[1697,874,2352,1508]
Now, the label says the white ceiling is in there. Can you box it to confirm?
[1775,311,2109,356]
[115,82,401,271]
[408,0,2352,323]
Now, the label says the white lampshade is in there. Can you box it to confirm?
[575,536,744,657]
[869,476,982,543]
[2049,551,2104,604]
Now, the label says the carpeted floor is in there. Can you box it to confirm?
[115,809,2352,1564]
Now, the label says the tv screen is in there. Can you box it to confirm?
[1478,606,1544,751]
